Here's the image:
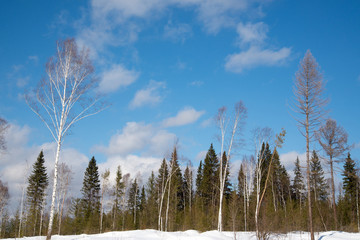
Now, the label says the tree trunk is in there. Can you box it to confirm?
[329,157,338,229]
[47,137,62,240]
[306,118,315,240]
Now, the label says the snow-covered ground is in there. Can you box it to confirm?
[5,230,360,240]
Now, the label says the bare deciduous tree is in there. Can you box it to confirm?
[216,101,247,232]
[317,118,348,229]
[25,38,106,240]
[292,50,328,240]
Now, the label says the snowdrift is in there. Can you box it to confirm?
[4,229,360,240]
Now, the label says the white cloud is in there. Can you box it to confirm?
[280,151,306,179]
[201,117,213,128]
[96,121,176,157]
[162,107,205,127]
[236,22,268,45]
[225,21,292,73]
[129,81,165,109]
[98,154,161,184]
[164,22,192,43]
[225,46,291,73]
[98,64,139,93]
[76,0,257,57]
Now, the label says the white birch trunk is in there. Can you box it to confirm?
[47,137,62,240]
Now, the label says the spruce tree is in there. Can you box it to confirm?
[310,151,328,202]
[342,153,357,202]
[272,150,291,208]
[168,148,184,230]
[341,152,359,226]
[292,157,305,205]
[81,156,100,232]
[200,144,219,206]
[26,150,49,236]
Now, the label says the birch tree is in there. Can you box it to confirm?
[291,50,328,240]
[216,101,247,232]
[317,118,348,229]
[25,38,105,240]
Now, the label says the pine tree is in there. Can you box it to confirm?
[26,150,49,236]
[81,156,100,232]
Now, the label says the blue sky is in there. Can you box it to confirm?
[1,0,359,209]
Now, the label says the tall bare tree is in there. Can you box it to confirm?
[292,50,328,240]
[317,118,348,229]
[216,101,247,231]
[26,39,105,240]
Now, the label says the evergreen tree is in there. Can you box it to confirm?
[156,158,168,231]
[310,151,328,202]
[26,150,49,236]
[220,151,232,200]
[113,165,125,230]
[183,165,193,210]
[168,147,184,230]
[195,161,203,197]
[292,157,305,205]
[342,153,357,202]
[81,156,100,232]
[145,171,157,229]
[341,152,359,227]
[200,144,219,206]
[272,150,291,208]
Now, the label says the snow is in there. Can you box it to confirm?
[4,230,360,240]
